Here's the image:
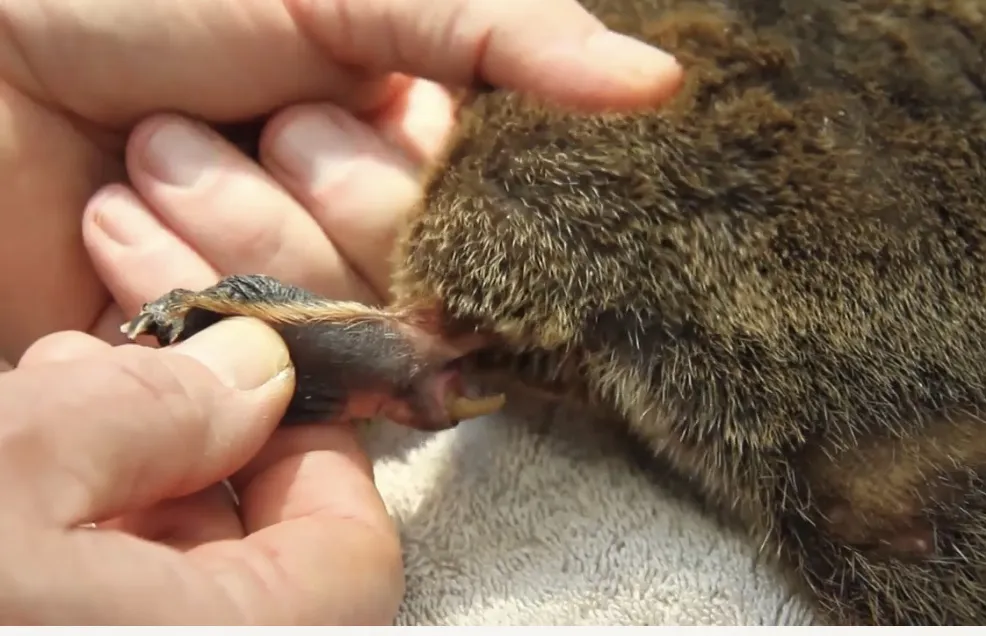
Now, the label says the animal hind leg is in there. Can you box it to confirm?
[120,274,347,346]
[785,480,986,625]
[787,410,986,624]
[121,274,506,429]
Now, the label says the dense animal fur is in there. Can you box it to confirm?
[133,0,986,625]
[389,0,986,625]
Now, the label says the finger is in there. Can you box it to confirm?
[227,422,374,493]
[365,78,458,165]
[17,331,111,368]
[0,317,294,527]
[123,114,376,303]
[261,103,428,298]
[286,0,684,111]
[0,81,120,362]
[6,0,678,134]
[99,482,244,550]
[4,0,404,127]
[189,424,404,625]
[83,184,220,320]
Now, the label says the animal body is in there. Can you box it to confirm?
[123,0,986,625]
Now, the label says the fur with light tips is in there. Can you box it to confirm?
[388,0,986,625]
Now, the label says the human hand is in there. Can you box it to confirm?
[1,319,403,625]
[0,0,683,361]
[7,54,445,625]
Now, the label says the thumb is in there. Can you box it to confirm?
[0,318,295,527]
[286,0,684,110]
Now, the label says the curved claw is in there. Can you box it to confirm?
[120,313,155,341]
[445,393,507,421]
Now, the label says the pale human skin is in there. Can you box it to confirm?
[0,0,683,624]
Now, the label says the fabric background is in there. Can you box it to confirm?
[361,394,820,625]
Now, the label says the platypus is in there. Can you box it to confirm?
[123,0,986,625]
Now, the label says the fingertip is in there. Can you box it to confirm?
[287,0,682,111]
[367,78,458,165]
[260,103,419,298]
[127,114,227,191]
[170,316,295,393]
[487,27,684,111]
[259,102,398,200]
[257,102,356,172]
[579,30,683,106]
[6,333,295,528]
[126,108,379,305]
[82,182,220,316]
[82,182,167,282]
[125,113,180,168]
[83,183,153,250]
[82,186,158,308]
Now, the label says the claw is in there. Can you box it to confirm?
[445,392,507,420]
[121,313,153,341]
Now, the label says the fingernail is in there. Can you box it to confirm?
[377,79,455,164]
[88,186,162,247]
[175,317,291,390]
[140,118,219,188]
[585,31,680,87]
[269,108,359,188]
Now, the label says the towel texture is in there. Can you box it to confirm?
[361,395,819,626]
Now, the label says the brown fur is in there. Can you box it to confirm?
[170,294,392,325]
[137,0,986,624]
[388,0,986,625]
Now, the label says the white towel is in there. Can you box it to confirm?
[361,395,820,626]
